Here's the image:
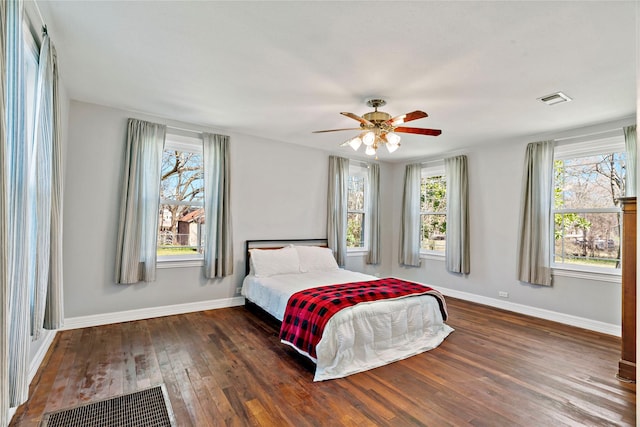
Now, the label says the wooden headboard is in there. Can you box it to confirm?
[245,239,328,276]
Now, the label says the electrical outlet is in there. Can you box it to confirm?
[236,287,242,294]
[498,291,509,298]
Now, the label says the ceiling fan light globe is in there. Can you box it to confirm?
[347,137,362,151]
[361,131,375,146]
[365,145,376,156]
[386,131,401,145]
[386,143,399,153]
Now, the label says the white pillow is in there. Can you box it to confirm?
[249,247,301,277]
[294,245,339,272]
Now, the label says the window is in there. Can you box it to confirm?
[24,26,39,152]
[420,165,447,253]
[24,23,40,333]
[553,135,626,272]
[157,134,205,261]
[347,163,368,249]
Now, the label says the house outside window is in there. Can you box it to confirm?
[157,134,204,262]
[347,163,368,250]
[552,134,626,273]
[420,164,447,254]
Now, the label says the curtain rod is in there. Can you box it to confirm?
[554,127,623,143]
[166,124,230,137]
[539,116,634,143]
[349,159,373,168]
[420,159,445,166]
[33,0,47,32]
[166,124,204,135]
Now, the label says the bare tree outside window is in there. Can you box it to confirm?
[157,148,205,257]
[553,152,626,269]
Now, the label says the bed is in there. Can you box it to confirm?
[241,239,454,381]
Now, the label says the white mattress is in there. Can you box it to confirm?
[242,270,454,381]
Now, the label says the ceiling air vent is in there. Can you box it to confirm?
[538,92,572,106]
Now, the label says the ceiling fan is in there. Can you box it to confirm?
[313,98,441,156]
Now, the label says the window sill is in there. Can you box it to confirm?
[420,251,445,261]
[551,265,621,283]
[347,249,368,257]
[157,257,204,269]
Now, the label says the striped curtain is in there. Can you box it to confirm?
[366,163,380,265]
[115,119,166,284]
[5,0,31,413]
[327,156,349,267]
[30,33,63,338]
[516,141,554,286]
[444,155,470,274]
[202,133,233,278]
[43,34,63,331]
[399,163,422,267]
[1,5,64,423]
[624,125,636,196]
[0,1,9,424]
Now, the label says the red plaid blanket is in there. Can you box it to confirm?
[279,277,448,359]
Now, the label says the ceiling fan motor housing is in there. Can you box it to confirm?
[362,110,392,124]
[363,98,393,129]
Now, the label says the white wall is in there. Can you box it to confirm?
[63,100,626,333]
[63,101,392,319]
[390,138,622,330]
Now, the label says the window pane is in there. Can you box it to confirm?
[421,214,446,252]
[347,173,366,249]
[420,174,447,252]
[158,147,204,258]
[24,34,39,334]
[348,175,365,211]
[161,150,204,202]
[421,176,447,213]
[158,203,205,256]
[554,154,626,210]
[554,212,621,268]
[347,213,364,248]
[24,45,38,154]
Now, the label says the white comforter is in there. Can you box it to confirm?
[242,270,454,381]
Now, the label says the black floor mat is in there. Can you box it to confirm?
[40,384,176,427]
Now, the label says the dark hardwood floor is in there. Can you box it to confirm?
[10,297,635,426]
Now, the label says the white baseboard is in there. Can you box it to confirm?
[437,286,621,337]
[63,296,246,330]
[29,330,57,383]
[61,288,620,336]
[8,329,57,425]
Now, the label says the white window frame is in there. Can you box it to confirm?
[551,132,626,280]
[346,162,369,254]
[157,133,205,268]
[420,162,446,259]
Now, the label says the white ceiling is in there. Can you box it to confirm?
[36,1,637,162]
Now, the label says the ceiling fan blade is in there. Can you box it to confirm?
[395,126,442,136]
[340,112,373,126]
[312,127,362,134]
[386,110,428,127]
